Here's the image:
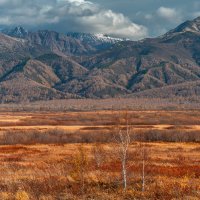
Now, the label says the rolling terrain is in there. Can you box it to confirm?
[1,17,200,101]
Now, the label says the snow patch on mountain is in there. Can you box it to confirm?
[1,26,29,38]
[66,32,127,44]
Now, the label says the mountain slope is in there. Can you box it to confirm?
[79,17,200,95]
[0,59,76,103]
[3,27,122,55]
[1,17,200,101]
[132,80,200,98]
[66,32,124,50]
[2,26,29,38]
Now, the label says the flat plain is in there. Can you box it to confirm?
[0,110,200,199]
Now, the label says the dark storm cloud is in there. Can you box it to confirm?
[0,0,199,39]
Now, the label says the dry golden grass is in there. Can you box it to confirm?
[0,110,200,133]
[0,110,199,199]
[0,142,199,199]
[0,110,200,126]
[0,110,199,145]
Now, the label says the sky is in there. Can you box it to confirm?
[0,0,200,40]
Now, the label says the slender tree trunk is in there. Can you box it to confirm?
[122,158,127,190]
[115,111,131,192]
[142,159,145,192]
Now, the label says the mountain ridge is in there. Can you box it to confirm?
[0,17,200,102]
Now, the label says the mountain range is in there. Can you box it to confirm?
[0,17,200,103]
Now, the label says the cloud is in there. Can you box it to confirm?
[79,9,148,39]
[192,11,200,18]
[157,7,182,23]
[144,14,153,20]
[0,0,148,40]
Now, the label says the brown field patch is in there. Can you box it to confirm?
[0,142,199,199]
[0,110,199,199]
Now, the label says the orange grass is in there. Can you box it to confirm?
[0,111,199,199]
[0,142,199,199]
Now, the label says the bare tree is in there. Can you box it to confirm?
[114,111,131,191]
[141,142,146,193]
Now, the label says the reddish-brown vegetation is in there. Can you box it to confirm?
[0,110,199,199]
[0,143,199,199]
[0,110,200,144]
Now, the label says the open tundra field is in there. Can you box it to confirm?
[0,110,200,144]
[0,110,200,199]
[0,143,200,200]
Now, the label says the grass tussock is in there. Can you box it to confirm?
[0,111,199,199]
[0,143,199,199]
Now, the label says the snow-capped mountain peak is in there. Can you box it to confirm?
[160,16,200,39]
[66,32,126,44]
[93,33,124,42]
[2,26,29,38]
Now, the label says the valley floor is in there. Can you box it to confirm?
[0,110,199,199]
[0,142,200,199]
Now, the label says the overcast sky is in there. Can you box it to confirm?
[0,0,200,40]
